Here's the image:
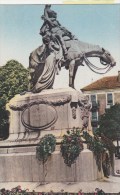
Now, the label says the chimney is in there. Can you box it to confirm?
[118,71,120,82]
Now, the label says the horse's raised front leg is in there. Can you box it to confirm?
[69,59,75,88]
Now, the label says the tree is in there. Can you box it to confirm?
[97,103,120,140]
[0,60,29,139]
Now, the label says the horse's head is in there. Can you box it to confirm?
[100,48,116,67]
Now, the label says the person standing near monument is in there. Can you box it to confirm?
[102,149,110,178]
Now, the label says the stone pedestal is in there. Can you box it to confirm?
[0,88,102,182]
[0,146,102,182]
[1,87,90,145]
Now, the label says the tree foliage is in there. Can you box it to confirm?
[0,60,29,139]
[97,103,120,140]
[83,131,115,171]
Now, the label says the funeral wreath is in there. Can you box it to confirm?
[36,134,56,164]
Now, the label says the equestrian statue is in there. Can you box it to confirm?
[29,5,116,93]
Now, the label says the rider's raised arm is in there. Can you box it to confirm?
[44,5,51,19]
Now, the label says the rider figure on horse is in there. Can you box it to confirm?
[40,4,75,60]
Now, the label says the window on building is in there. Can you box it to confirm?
[91,95,98,129]
[91,111,98,128]
[107,93,113,105]
[91,95,96,102]
[92,111,97,121]
[91,94,99,111]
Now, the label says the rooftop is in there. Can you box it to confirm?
[81,74,120,92]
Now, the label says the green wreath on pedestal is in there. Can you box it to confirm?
[60,128,83,167]
[36,134,56,164]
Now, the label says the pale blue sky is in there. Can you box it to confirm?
[0,4,120,89]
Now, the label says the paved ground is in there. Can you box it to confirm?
[0,176,120,193]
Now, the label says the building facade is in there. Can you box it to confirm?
[81,71,120,132]
[81,72,120,158]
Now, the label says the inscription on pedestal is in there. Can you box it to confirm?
[21,103,58,130]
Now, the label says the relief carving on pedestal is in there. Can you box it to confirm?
[79,96,91,130]
[9,95,71,111]
[9,95,71,131]
[21,103,58,131]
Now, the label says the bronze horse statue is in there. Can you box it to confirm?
[29,37,116,93]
